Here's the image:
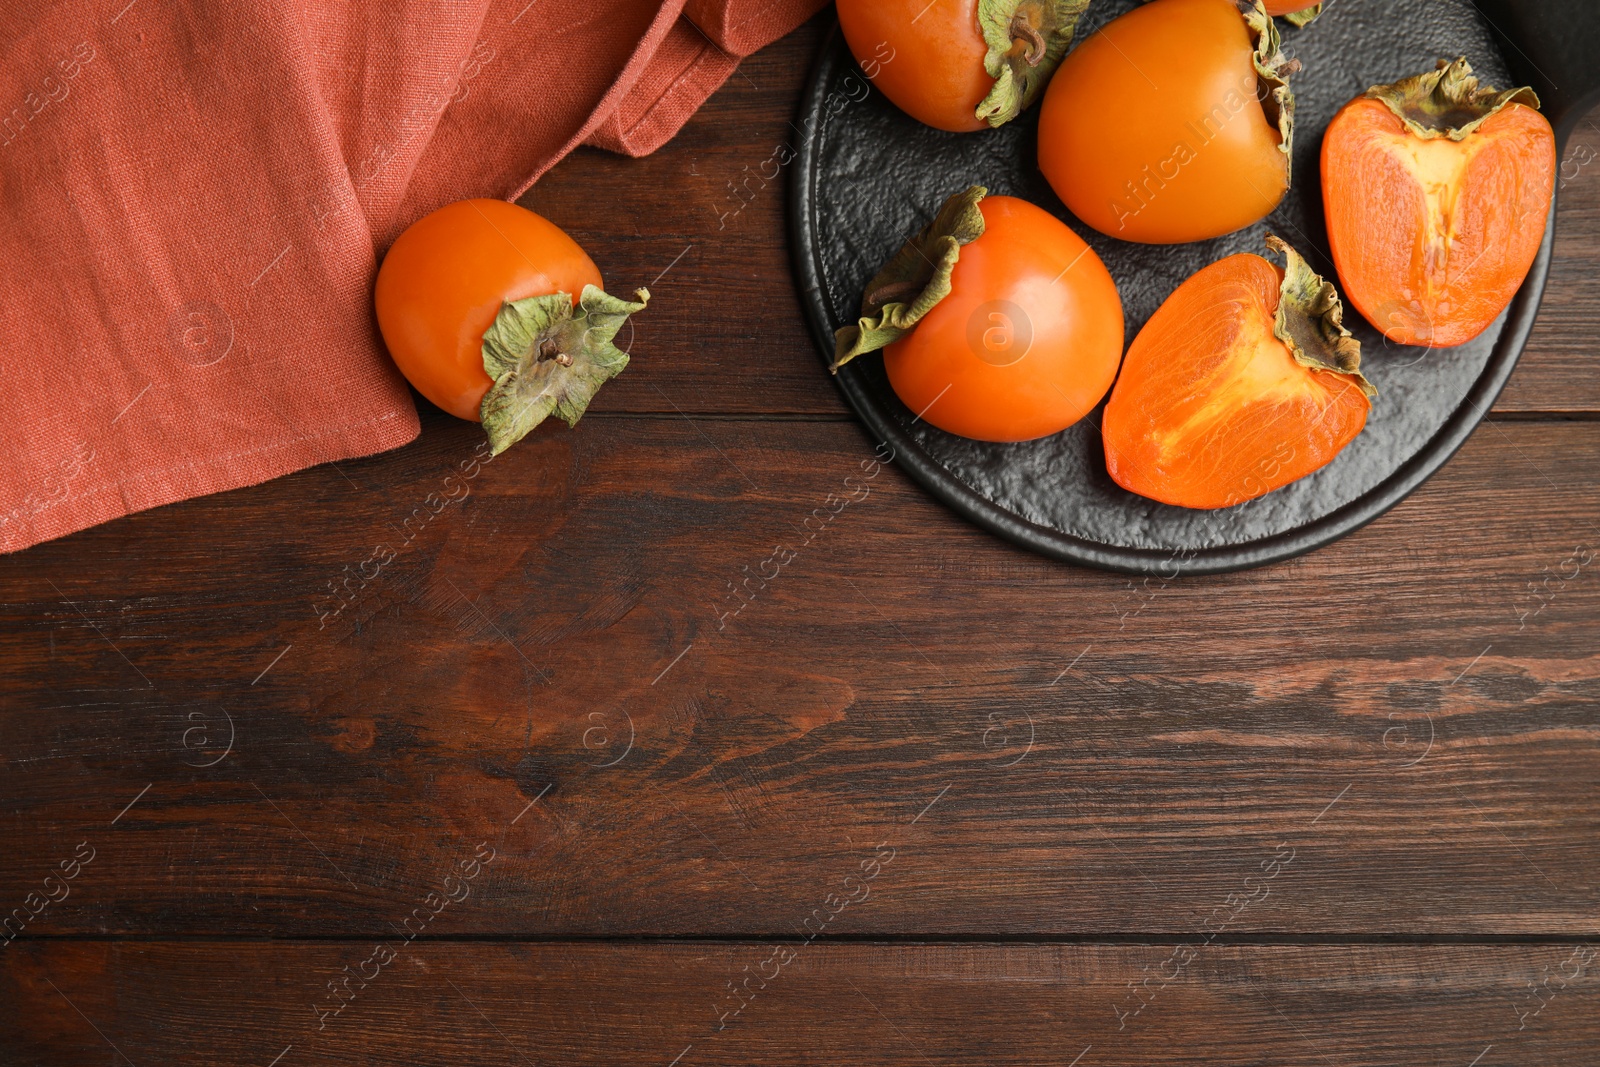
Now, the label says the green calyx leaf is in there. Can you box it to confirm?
[1266,236,1376,400]
[975,0,1092,128]
[1364,56,1541,141]
[1284,3,1321,28]
[1241,0,1298,182]
[479,284,649,455]
[831,186,987,373]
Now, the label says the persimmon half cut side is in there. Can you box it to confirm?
[1322,59,1556,348]
[1103,242,1374,510]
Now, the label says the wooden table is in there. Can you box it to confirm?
[5,16,1598,1065]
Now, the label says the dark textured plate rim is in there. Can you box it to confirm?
[789,21,1558,577]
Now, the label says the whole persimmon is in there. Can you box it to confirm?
[1103,238,1375,509]
[375,199,647,453]
[1037,0,1298,244]
[836,0,1091,132]
[1322,58,1556,348]
[832,187,1124,443]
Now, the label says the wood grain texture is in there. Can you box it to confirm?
[1507,120,1600,413]
[5,11,1600,1065]
[530,17,1600,418]
[4,942,1596,1066]
[3,413,1596,938]
[527,18,848,419]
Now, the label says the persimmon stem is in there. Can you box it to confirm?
[1009,12,1047,67]
[537,338,574,366]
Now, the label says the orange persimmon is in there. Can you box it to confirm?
[831,187,1124,443]
[375,199,648,454]
[1264,0,1321,23]
[1103,238,1376,509]
[1322,58,1556,348]
[836,0,1091,132]
[1037,0,1297,244]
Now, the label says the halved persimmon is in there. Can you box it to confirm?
[1322,58,1556,348]
[1103,238,1376,510]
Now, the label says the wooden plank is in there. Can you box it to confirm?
[527,17,1600,418]
[526,16,848,419]
[3,942,1596,1065]
[3,413,1596,937]
[1505,122,1600,413]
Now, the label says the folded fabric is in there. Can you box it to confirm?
[0,0,823,553]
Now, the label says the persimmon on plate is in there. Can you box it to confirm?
[1037,0,1298,244]
[831,187,1123,442]
[1104,238,1375,510]
[1322,58,1557,349]
[836,0,1091,132]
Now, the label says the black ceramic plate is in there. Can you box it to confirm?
[792,0,1600,575]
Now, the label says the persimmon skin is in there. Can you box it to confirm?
[1037,0,1288,244]
[375,199,602,421]
[1323,99,1555,348]
[837,0,990,134]
[1103,254,1370,509]
[1263,0,1317,13]
[884,196,1124,443]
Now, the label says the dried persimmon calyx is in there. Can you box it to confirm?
[479,285,649,455]
[831,186,987,372]
[1364,56,1541,140]
[1241,1,1299,178]
[1284,3,1321,28]
[1265,236,1376,399]
[976,0,1093,127]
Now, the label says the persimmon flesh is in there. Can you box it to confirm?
[1323,95,1555,348]
[1104,250,1372,509]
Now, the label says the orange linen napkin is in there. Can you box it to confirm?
[0,0,824,554]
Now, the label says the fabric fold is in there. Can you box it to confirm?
[0,0,827,554]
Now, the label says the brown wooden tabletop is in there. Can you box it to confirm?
[4,14,1599,1066]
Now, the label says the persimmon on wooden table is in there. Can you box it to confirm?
[3,16,1599,1066]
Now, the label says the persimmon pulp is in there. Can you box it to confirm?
[1103,253,1371,510]
[1323,98,1555,348]
[884,196,1124,442]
